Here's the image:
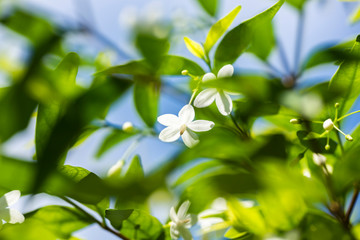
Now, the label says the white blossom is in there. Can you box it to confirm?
[0,190,24,229]
[313,153,326,166]
[194,64,236,116]
[169,200,193,240]
[158,104,214,148]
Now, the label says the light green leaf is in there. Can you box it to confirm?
[105,209,164,240]
[159,55,205,76]
[227,199,267,236]
[328,38,360,116]
[204,6,241,53]
[196,0,218,16]
[94,60,152,76]
[224,227,248,239]
[350,5,360,23]
[184,37,206,59]
[134,76,160,127]
[123,155,145,182]
[214,0,284,69]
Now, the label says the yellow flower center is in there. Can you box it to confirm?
[180,124,187,135]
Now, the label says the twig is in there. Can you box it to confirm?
[345,188,360,225]
[61,196,130,240]
[294,10,305,76]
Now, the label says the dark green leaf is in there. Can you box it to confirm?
[214,0,284,69]
[106,209,164,240]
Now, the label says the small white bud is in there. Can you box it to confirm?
[181,70,189,75]
[346,134,353,141]
[313,153,326,166]
[323,119,334,131]
[302,169,311,178]
[290,118,301,124]
[107,159,125,178]
[122,121,133,132]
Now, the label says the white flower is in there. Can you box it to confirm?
[198,198,227,234]
[122,121,133,132]
[158,104,214,148]
[169,200,193,240]
[194,64,236,116]
[313,153,326,166]
[323,119,334,131]
[0,190,24,229]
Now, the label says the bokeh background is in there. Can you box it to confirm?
[1,0,360,239]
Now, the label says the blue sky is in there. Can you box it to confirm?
[2,0,360,239]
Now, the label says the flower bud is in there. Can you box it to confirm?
[290,118,302,124]
[323,119,334,131]
[122,121,133,132]
[325,144,330,151]
[345,134,353,141]
[334,102,340,108]
[181,70,189,75]
[107,159,125,178]
[313,153,326,166]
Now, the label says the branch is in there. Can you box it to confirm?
[345,188,359,225]
[61,196,130,240]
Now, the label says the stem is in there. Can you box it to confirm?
[294,10,305,76]
[230,114,249,139]
[276,37,292,75]
[345,188,359,225]
[61,197,130,240]
[337,110,360,122]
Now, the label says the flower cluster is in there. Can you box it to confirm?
[158,65,236,147]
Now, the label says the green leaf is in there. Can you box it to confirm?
[214,0,284,69]
[95,55,205,76]
[286,0,307,10]
[247,20,275,60]
[302,40,357,70]
[204,6,241,53]
[299,211,353,240]
[106,209,164,240]
[184,37,206,59]
[134,76,160,127]
[0,10,54,45]
[35,78,132,193]
[135,31,170,70]
[159,55,205,76]
[228,199,267,236]
[328,38,360,116]
[196,0,218,16]
[350,5,360,23]
[35,52,79,158]
[96,129,137,158]
[0,206,93,240]
[94,60,153,76]
[0,34,61,142]
[123,155,145,182]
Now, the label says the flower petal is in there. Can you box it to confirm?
[157,114,179,127]
[202,72,216,82]
[8,209,24,224]
[217,64,234,78]
[159,126,180,142]
[170,206,179,223]
[181,130,199,148]
[178,226,193,240]
[0,190,21,208]
[215,91,233,116]
[170,223,180,239]
[178,104,195,124]
[193,88,217,108]
[187,120,214,132]
[177,200,191,220]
